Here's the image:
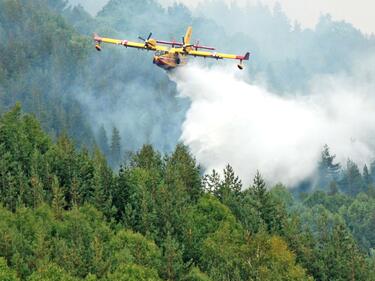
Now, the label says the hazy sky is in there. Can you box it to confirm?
[69,0,375,34]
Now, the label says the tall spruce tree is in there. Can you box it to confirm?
[110,126,121,168]
[341,159,365,196]
[363,164,371,186]
[317,144,341,190]
[97,125,110,157]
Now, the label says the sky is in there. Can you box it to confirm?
[69,0,375,35]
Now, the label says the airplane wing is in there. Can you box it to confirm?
[186,50,250,61]
[94,34,168,51]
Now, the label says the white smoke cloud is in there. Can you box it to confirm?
[170,63,375,186]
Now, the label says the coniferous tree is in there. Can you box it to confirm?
[0,258,19,281]
[203,170,221,194]
[51,176,65,219]
[370,160,375,182]
[214,164,242,201]
[97,125,110,157]
[92,148,115,218]
[341,159,366,196]
[363,164,371,186]
[328,181,339,195]
[250,171,285,233]
[110,126,121,168]
[160,233,184,281]
[165,143,202,202]
[317,144,341,190]
[252,170,267,200]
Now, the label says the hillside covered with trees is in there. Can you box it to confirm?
[1,0,375,280]
[0,105,374,280]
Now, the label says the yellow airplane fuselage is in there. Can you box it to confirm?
[152,49,187,70]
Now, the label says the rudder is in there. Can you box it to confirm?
[184,26,193,45]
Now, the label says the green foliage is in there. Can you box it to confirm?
[201,223,312,281]
[241,171,287,234]
[0,204,163,280]
[317,144,341,189]
[165,144,203,202]
[181,194,246,274]
[182,267,211,281]
[0,106,374,281]
[109,229,161,271]
[341,159,366,195]
[0,105,114,213]
[27,263,80,281]
[0,258,19,281]
[160,233,184,281]
[106,264,161,281]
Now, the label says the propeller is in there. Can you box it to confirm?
[171,38,177,47]
[195,40,200,50]
[181,36,194,52]
[138,32,153,45]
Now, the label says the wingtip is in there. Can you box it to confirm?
[93,33,101,42]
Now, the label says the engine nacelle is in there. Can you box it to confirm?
[95,44,102,51]
[237,64,244,70]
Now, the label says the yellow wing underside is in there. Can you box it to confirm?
[97,37,241,60]
[184,50,238,60]
[98,37,169,51]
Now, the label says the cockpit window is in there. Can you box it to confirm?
[155,50,167,56]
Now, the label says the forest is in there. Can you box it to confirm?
[0,103,375,280]
[1,0,375,280]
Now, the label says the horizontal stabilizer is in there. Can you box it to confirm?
[243,52,250,60]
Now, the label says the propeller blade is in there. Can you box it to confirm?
[182,36,185,45]
[147,32,152,40]
[138,36,146,41]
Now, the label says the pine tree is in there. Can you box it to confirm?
[110,126,121,168]
[370,160,375,182]
[222,164,242,196]
[211,165,242,202]
[161,233,184,281]
[363,164,371,186]
[92,148,115,218]
[317,144,341,189]
[252,170,267,200]
[250,171,284,233]
[97,125,110,157]
[165,143,202,202]
[203,169,221,194]
[30,150,44,208]
[51,176,65,219]
[328,181,339,195]
[341,159,365,196]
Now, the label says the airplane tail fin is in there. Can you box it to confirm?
[183,26,193,45]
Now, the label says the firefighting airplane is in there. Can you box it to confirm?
[94,26,250,70]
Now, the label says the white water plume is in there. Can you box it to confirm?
[170,64,375,186]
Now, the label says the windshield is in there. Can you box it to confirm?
[155,50,167,56]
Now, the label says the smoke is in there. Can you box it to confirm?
[170,63,375,186]
[68,0,109,15]
[64,0,375,175]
